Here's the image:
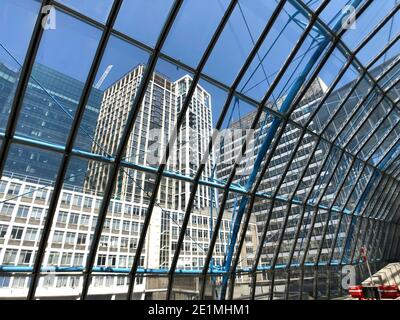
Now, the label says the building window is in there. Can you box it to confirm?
[16,205,30,218]
[3,249,18,265]
[68,213,79,225]
[57,211,68,223]
[0,224,8,238]
[35,189,47,201]
[0,181,7,193]
[47,252,60,265]
[31,207,43,219]
[22,185,35,199]
[56,276,68,288]
[1,203,15,216]
[77,233,86,245]
[53,231,64,243]
[122,221,130,232]
[7,183,21,196]
[70,276,80,288]
[73,253,84,266]
[60,253,72,266]
[24,228,38,241]
[0,276,10,288]
[97,255,107,267]
[12,276,26,289]
[80,215,90,226]
[10,226,24,240]
[65,232,76,245]
[83,197,92,208]
[18,250,33,265]
[61,193,72,205]
[108,255,116,267]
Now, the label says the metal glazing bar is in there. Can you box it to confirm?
[202,0,332,299]
[79,0,184,300]
[0,0,51,181]
[129,0,239,301]
[221,0,337,299]
[166,0,288,300]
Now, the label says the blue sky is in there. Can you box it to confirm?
[0,0,398,128]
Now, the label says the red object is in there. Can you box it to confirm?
[349,285,364,299]
[378,285,400,299]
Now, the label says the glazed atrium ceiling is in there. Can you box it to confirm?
[0,0,399,300]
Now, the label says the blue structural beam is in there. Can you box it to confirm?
[219,0,363,300]
[343,141,400,262]
[0,260,353,274]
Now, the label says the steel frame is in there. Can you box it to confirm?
[0,0,398,301]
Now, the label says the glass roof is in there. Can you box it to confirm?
[0,0,399,300]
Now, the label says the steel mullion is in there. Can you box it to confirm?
[288,147,342,269]
[313,267,318,299]
[313,101,400,266]
[385,186,400,223]
[371,175,398,220]
[347,86,400,157]
[325,161,369,266]
[329,108,400,265]
[250,269,257,300]
[338,172,398,264]
[257,21,351,276]
[308,48,400,142]
[390,158,400,177]
[383,222,396,260]
[303,149,350,266]
[79,0,184,300]
[248,0,353,279]
[394,224,400,259]
[289,0,400,118]
[326,62,400,151]
[285,269,291,300]
[352,5,400,55]
[392,225,400,260]
[125,0,239,301]
[375,179,400,222]
[366,34,400,70]
[285,138,323,267]
[373,221,389,261]
[26,0,124,300]
[227,194,256,300]
[7,131,399,220]
[368,221,383,261]
[3,74,398,189]
[314,155,363,266]
[14,1,399,187]
[200,0,331,299]
[390,161,400,178]
[382,223,396,261]
[299,267,305,300]
[0,0,51,182]
[365,220,381,261]
[348,173,387,263]
[304,4,400,129]
[296,150,344,269]
[166,0,289,300]
[364,180,394,258]
[362,118,400,165]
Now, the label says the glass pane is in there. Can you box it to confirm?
[14,9,102,147]
[114,0,175,48]
[0,0,41,133]
[58,0,113,23]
